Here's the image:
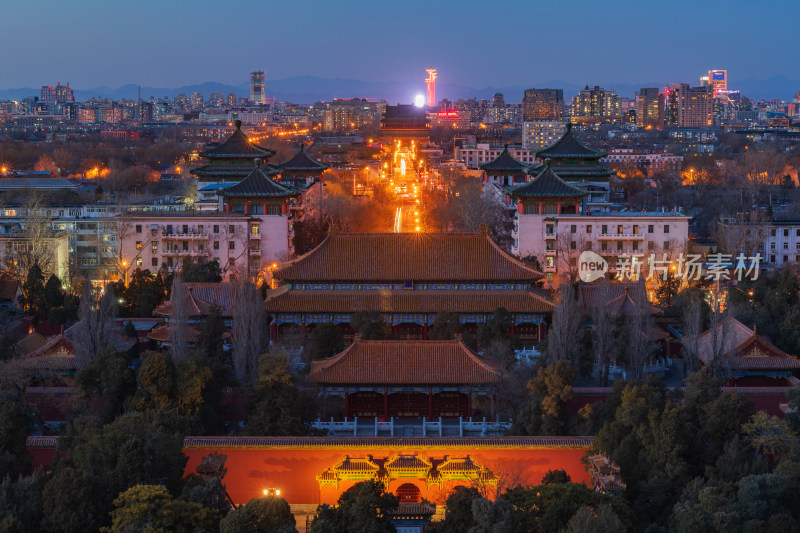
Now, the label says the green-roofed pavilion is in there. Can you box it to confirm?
[191,120,280,190]
[219,161,297,216]
[479,144,530,186]
[511,161,585,215]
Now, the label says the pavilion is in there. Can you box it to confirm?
[277,144,328,189]
[681,316,800,386]
[264,231,553,342]
[479,144,530,187]
[308,338,500,418]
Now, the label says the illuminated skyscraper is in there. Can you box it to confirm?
[635,88,663,129]
[226,92,237,106]
[425,69,437,108]
[570,86,621,123]
[522,89,563,121]
[706,70,727,97]
[250,70,266,105]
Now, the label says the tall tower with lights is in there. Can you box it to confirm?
[250,71,265,104]
[425,69,437,108]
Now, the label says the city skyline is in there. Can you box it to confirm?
[1,0,796,91]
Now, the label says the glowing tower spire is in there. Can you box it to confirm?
[425,69,438,108]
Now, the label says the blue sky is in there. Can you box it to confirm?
[1,0,796,88]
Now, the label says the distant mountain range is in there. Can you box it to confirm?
[1,76,798,104]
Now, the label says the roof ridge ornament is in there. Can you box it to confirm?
[234,119,242,130]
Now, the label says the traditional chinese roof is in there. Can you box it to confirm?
[199,120,275,159]
[20,330,77,370]
[279,145,328,171]
[217,163,295,198]
[510,161,586,198]
[265,288,554,314]
[308,339,500,385]
[385,454,432,477]
[154,283,236,317]
[192,163,280,179]
[578,282,658,315]
[182,435,596,448]
[535,122,606,159]
[274,232,543,282]
[605,289,662,316]
[479,144,527,173]
[682,316,800,370]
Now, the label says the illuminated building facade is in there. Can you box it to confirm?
[703,70,727,97]
[635,88,663,129]
[250,70,265,104]
[510,162,690,282]
[425,69,437,108]
[570,86,622,124]
[678,85,714,128]
[265,232,553,343]
[522,121,566,150]
[190,92,204,109]
[454,143,536,169]
[522,89,564,121]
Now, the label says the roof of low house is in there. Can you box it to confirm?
[265,288,554,314]
[535,122,607,159]
[279,145,329,171]
[308,339,500,385]
[274,232,543,282]
[511,161,586,198]
[479,144,528,172]
[578,282,659,315]
[154,283,237,317]
[199,120,276,159]
[20,330,76,371]
[0,279,20,302]
[217,163,295,198]
[682,316,800,370]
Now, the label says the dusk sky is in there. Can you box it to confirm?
[2,0,796,89]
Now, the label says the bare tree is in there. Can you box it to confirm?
[74,284,119,366]
[624,304,656,381]
[232,280,266,383]
[681,296,704,374]
[168,278,189,361]
[554,232,592,285]
[712,210,771,258]
[590,298,616,385]
[543,284,584,371]
[18,192,57,279]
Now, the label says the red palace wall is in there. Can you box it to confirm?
[182,436,594,505]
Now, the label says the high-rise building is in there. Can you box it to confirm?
[226,93,237,106]
[522,89,563,121]
[492,93,505,108]
[40,85,56,103]
[678,85,713,128]
[55,82,74,103]
[425,69,437,108]
[522,121,566,150]
[635,88,663,129]
[250,71,265,105]
[174,93,188,109]
[190,92,204,109]
[208,92,225,107]
[705,70,727,97]
[570,86,621,123]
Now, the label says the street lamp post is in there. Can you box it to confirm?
[121,259,129,286]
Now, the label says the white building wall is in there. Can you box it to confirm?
[513,212,690,282]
